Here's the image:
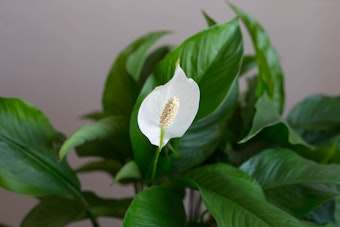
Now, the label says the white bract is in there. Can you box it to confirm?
[137,63,200,148]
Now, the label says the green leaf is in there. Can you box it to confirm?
[114,161,141,184]
[287,94,340,144]
[202,10,217,27]
[76,159,122,177]
[230,4,285,113]
[131,18,243,178]
[166,81,238,173]
[305,200,336,225]
[123,186,186,227]
[183,163,305,227]
[336,197,340,226]
[59,116,130,160]
[102,31,166,116]
[240,55,257,75]
[21,192,132,227]
[0,97,80,198]
[240,148,340,217]
[239,94,310,148]
[153,18,243,121]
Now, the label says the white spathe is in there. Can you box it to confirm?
[137,64,200,148]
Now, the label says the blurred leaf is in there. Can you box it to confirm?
[239,94,310,148]
[81,111,112,121]
[230,4,285,113]
[182,163,305,227]
[305,200,336,225]
[114,161,141,184]
[138,45,172,87]
[126,32,168,82]
[240,55,257,75]
[76,159,122,177]
[59,116,130,160]
[0,97,79,198]
[202,10,217,27]
[287,95,340,144]
[336,197,340,226]
[131,18,243,178]
[123,186,186,227]
[102,31,166,116]
[21,192,132,227]
[240,148,340,217]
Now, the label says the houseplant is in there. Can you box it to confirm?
[0,2,339,226]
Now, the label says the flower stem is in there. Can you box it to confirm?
[151,128,165,183]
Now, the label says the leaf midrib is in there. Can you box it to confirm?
[0,134,79,197]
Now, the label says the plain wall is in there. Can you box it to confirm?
[1,0,339,226]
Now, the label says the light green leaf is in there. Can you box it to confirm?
[114,161,141,184]
[0,98,80,198]
[184,163,306,227]
[230,4,285,113]
[123,186,186,227]
[102,31,166,116]
[240,148,340,217]
[59,116,130,160]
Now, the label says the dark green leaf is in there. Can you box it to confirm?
[230,4,285,113]
[166,81,238,173]
[76,159,122,177]
[153,18,243,121]
[183,163,305,227]
[123,186,186,227]
[287,95,340,144]
[239,94,310,148]
[138,45,172,88]
[81,111,112,121]
[131,18,243,178]
[21,192,132,227]
[102,31,166,116]
[240,148,340,217]
[240,55,257,75]
[0,97,79,198]
[305,200,336,225]
[59,116,130,160]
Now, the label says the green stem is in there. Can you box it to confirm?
[151,128,165,183]
[79,195,100,227]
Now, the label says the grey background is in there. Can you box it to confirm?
[1,0,339,226]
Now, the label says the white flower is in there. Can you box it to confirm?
[137,63,200,148]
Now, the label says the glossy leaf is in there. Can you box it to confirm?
[230,4,285,113]
[102,31,166,116]
[131,18,243,177]
[184,163,305,227]
[21,192,132,227]
[239,94,310,148]
[166,81,238,173]
[287,95,340,144]
[240,148,340,217]
[153,18,243,121]
[0,97,80,198]
[123,186,186,227]
[59,116,130,160]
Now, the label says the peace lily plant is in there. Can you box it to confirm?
[1,2,340,227]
